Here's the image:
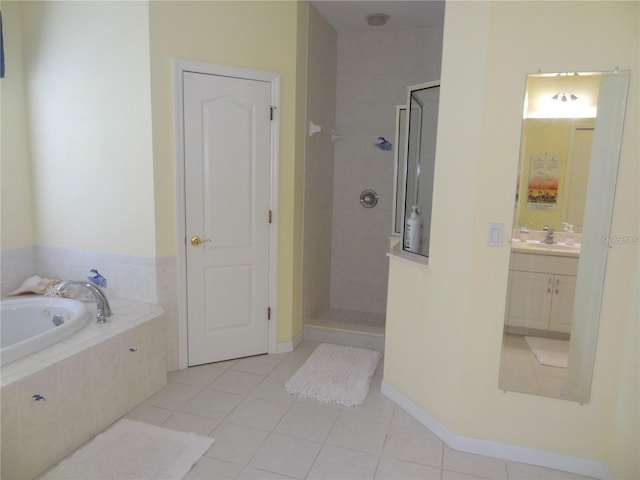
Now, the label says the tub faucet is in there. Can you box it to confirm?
[541,225,555,244]
[55,280,112,323]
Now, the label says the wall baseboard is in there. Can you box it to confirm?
[275,331,301,354]
[380,381,611,480]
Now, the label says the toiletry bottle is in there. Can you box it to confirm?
[565,225,574,245]
[404,205,421,253]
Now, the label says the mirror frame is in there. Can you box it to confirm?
[500,70,630,403]
[392,105,407,236]
[400,81,441,261]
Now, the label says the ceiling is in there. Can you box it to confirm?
[310,1,445,33]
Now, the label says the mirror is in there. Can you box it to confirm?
[499,71,630,402]
[401,81,440,258]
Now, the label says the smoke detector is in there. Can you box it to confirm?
[366,13,390,27]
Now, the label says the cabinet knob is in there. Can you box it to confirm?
[555,278,560,294]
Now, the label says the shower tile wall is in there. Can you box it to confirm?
[302,5,338,321]
[329,26,443,314]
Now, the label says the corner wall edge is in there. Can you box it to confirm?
[380,381,611,480]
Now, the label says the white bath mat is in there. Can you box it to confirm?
[43,418,214,479]
[525,336,569,368]
[285,343,381,407]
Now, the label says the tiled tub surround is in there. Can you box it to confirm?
[0,299,167,480]
[1,246,181,370]
[0,246,176,304]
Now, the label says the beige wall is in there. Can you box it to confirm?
[148,0,308,343]
[517,117,596,232]
[10,0,156,256]
[384,1,638,477]
[2,1,308,344]
[0,1,36,250]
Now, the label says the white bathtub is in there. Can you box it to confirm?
[0,296,91,365]
[1,298,166,479]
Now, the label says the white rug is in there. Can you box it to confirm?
[43,418,214,479]
[525,336,569,368]
[285,343,381,407]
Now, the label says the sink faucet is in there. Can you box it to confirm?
[541,225,555,244]
[55,280,113,323]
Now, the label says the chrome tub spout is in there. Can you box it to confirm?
[55,280,112,323]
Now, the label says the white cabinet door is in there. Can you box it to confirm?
[548,274,577,333]
[506,271,552,330]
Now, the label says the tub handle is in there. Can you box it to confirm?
[32,394,46,401]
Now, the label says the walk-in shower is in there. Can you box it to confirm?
[301,4,444,344]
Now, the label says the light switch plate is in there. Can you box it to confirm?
[488,223,503,247]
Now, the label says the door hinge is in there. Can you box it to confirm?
[269,210,272,223]
[268,307,271,320]
[270,106,276,121]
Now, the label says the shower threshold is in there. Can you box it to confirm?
[303,308,385,351]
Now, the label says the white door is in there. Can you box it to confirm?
[183,71,272,366]
[563,127,594,231]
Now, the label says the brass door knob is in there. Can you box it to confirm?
[191,235,211,246]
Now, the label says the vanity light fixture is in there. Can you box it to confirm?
[551,92,578,102]
[366,13,390,27]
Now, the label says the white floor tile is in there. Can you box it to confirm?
[237,467,297,479]
[442,469,491,479]
[160,412,219,436]
[169,363,227,387]
[207,370,265,395]
[325,416,388,455]
[339,385,395,425]
[375,457,442,479]
[307,444,378,480]
[181,388,244,420]
[225,397,289,431]
[230,355,283,376]
[249,376,297,405]
[206,422,270,465]
[275,403,340,443]
[124,404,174,425]
[143,381,202,410]
[249,432,322,479]
[184,456,243,480]
[443,446,508,479]
[383,421,444,468]
[60,340,597,480]
[268,358,306,381]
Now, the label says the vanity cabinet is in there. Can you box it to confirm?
[505,253,578,334]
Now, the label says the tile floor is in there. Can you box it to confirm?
[499,334,569,399]
[125,340,595,480]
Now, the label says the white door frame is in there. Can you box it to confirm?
[173,59,279,370]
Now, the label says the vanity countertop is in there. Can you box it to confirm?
[510,240,580,258]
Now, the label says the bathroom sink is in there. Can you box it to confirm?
[510,240,580,257]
